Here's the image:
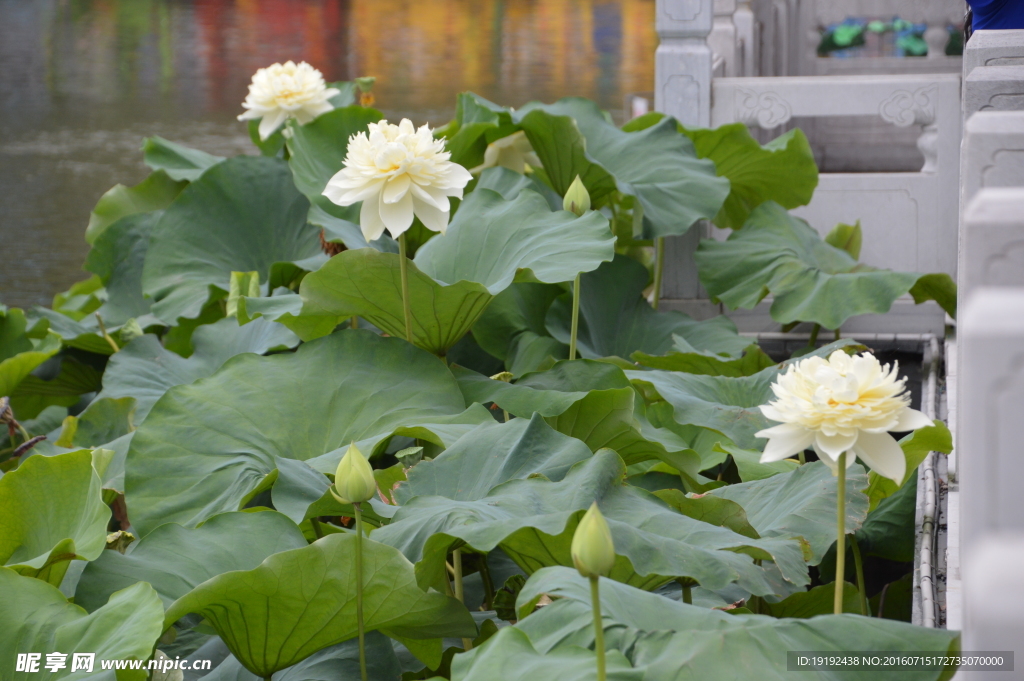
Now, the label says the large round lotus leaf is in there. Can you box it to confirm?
[374,450,804,596]
[394,413,593,504]
[125,330,468,536]
[285,105,383,202]
[0,568,164,681]
[0,450,110,586]
[514,98,729,238]
[625,339,861,450]
[76,511,307,612]
[95,317,299,424]
[679,123,819,230]
[163,533,477,678]
[141,156,323,324]
[546,255,750,360]
[450,626,641,681]
[142,136,224,182]
[83,211,159,325]
[197,633,402,681]
[694,201,955,329]
[298,249,493,356]
[708,461,869,565]
[413,188,615,294]
[510,567,958,680]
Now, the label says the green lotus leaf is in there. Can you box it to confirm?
[515,98,729,237]
[471,282,567,373]
[509,567,957,680]
[86,170,186,244]
[394,414,592,504]
[196,633,402,681]
[694,202,956,329]
[865,421,952,511]
[625,339,861,450]
[708,461,870,565]
[142,136,224,182]
[442,92,518,170]
[24,308,117,356]
[632,342,775,376]
[547,255,749,360]
[855,474,917,564]
[374,450,806,596]
[163,533,477,678]
[298,249,492,355]
[0,569,164,681]
[76,511,307,612]
[413,188,615,294]
[125,330,469,536]
[95,317,298,424]
[653,489,760,539]
[0,308,62,398]
[450,626,641,681]
[83,212,160,326]
[285,105,384,202]
[680,123,818,230]
[141,156,323,324]
[0,450,110,586]
[474,166,562,209]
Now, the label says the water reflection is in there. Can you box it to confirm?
[0,0,654,308]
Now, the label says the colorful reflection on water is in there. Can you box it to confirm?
[0,0,655,307]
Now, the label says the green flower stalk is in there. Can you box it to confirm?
[399,233,413,343]
[571,502,615,681]
[330,443,377,681]
[563,175,591,361]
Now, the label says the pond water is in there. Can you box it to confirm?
[0,0,655,308]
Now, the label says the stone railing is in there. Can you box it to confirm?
[956,31,1024,661]
[655,0,961,334]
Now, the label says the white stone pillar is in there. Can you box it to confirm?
[961,112,1024,206]
[656,0,714,302]
[656,0,714,128]
[963,65,1024,118]
[959,288,1024,560]
[964,29,1024,75]
[962,534,1024,679]
[961,188,1024,299]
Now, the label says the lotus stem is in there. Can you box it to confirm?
[350,316,358,330]
[398,234,413,344]
[851,535,870,616]
[590,575,606,681]
[310,518,324,539]
[835,327,841,342]
[808,323,821,348]
[653,236,665,311]
[798,450,806,465]
[479,554,495,611]
[353,503,368,681]
[94,313,120,353]
[453,549,473,650]
[834,452,847,615]
[682,584,692,605]
[569,272,581,360]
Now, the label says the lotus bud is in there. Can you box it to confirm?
[571,502,615,579]
[331,443,376,505]
[563,175,590,217]
[119,318,144,343]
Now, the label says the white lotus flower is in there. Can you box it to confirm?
[755,350,933,483]
[238,61,340,140]
[469,131,542,174]
[322,119,472,242]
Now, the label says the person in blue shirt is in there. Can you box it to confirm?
[968,0,1024,35]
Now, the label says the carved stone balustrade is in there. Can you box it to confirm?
[963,65,1024,118]
[963,29,1024,75]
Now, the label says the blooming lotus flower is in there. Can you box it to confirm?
[322,119,472,242]
[469,131,542,175]
[238,61,340,140]
[571,502,616,579]
[755,350,933,483]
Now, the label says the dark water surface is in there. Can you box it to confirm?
[0,0,655,308]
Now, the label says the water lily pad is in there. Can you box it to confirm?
[142,136,224,182]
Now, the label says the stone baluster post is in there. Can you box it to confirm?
[962,534,1024,679]
[708,0,738,77]
[963,29,1024,75]
[655,0,718,310]
[734,0,757,77]
[963,65,1024,118]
